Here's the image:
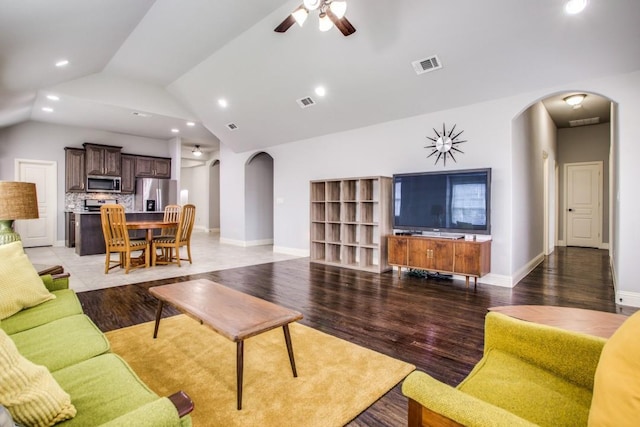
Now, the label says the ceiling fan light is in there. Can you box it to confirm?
[292,7,308,26]
[192,145,202,157]
[303,0,321,11]
[318,12,333,32]
[564,94,586,106]
[330,1,347,19]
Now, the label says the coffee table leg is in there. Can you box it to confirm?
[283,324,298,377]
[237,341,244,410]
[153,300,164,339]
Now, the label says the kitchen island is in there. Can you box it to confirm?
[72,211,164,256]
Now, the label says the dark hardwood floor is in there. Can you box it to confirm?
[77,246,636,427]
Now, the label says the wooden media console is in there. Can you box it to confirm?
[387,234,491,288]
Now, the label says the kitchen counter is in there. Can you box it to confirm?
[67,210,166,214]
[74,211,164,256]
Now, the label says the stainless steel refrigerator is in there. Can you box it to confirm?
[134,178,177,212]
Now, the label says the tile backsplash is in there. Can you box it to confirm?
[65,192,134,211]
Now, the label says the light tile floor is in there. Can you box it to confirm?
[25,231,303,292]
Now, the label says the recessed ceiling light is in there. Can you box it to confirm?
[565,0,587,15]
[186,121,195,127]
[171,128,180,133]
[55,59,69,67]
[218,99,228,108]
[46,94,60,101]
[42,107,54,112]
[315,86,326,97]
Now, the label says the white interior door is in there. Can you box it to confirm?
[566,162,602,248]
[14,159,57,247]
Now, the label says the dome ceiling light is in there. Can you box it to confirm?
[564,94,587,108]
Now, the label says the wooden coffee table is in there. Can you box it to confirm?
[149,279,303,410]
[488,305,627,338]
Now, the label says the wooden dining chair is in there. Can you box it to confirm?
[162,204,181,236]
[100,204,149,273]
[152,204,196,267]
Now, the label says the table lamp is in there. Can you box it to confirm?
[0,181,39,245]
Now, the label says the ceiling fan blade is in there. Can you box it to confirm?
[274,14,296,33]
[326,9,356,36]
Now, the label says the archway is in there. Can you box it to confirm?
[513,91,614,260]
[244,152,274,245]
[209,160,220,232]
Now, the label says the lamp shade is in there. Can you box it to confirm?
[0,182,39,220]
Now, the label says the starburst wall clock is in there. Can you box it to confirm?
[425,123,467,166]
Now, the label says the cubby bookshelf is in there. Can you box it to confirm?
[309,176,392,273]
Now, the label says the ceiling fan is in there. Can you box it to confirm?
[274,0,356,36]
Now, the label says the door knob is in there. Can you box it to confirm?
[568,208,573,212]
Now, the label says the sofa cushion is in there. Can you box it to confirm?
[0,328,76,426]
[51,353,167,426]
[458,348,593,426]
[0,241,55,320]
[0,289,83,335]
[10,314,110,372]
[588,311,640,427]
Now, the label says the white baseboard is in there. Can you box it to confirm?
[273,246,309,257]
[557,240,610,250]
[54,240,65,247]
[616,290,640,308]
[218,237,273,247]
[512,252,545,287]
[219,237,247,247]
[477,273,515,288]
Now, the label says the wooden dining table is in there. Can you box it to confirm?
[126,220,178,243]
[126,220,178,267]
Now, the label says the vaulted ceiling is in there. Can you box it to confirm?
[1,0,638,155]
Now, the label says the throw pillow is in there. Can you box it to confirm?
[588,310,640,427]
[0,329,76,426]
[0,241,55,320]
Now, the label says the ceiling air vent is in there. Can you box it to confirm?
[297,96,316,109]
[569,117,600,127]
[412,55,442,75]
[226,122,238,131]
[132,111,152,118]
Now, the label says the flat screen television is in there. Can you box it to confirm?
[393,168,491,235]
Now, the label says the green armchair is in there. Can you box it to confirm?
[402,311,609,427]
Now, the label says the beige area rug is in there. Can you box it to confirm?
[105,315,415,426]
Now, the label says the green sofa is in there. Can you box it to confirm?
[1,273,193,427]
[402,311,608,427]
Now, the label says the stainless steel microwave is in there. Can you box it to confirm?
[86,175,121,193]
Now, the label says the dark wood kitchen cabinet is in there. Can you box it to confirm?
[64,147,85,192]
[135,156,171,178]
[84,143,122,176]
[120,154,136,193]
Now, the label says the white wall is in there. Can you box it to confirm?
[179,163,210,231]
[222,98,516,283]
[511,101,557,283]
[244,152,273,244]
[219,70,640,299]
[0,121,172,242]
[209,160,220,230]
